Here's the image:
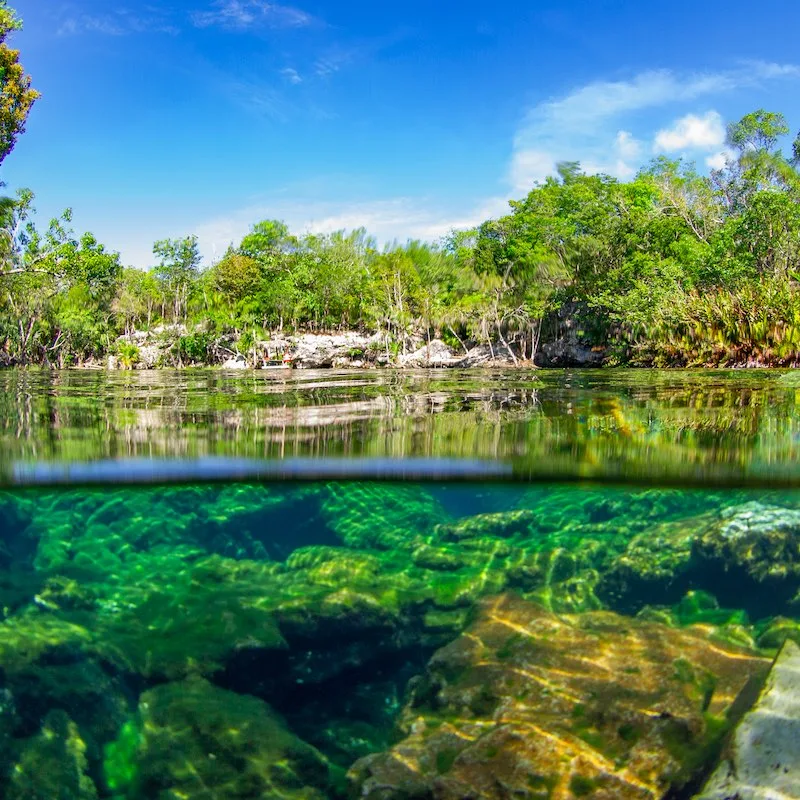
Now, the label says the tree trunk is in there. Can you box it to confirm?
[448,325,469,354]
[495,319,519,366]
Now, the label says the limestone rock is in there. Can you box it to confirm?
[537,336,604,367]
[290,332,385,368]
[350,593,771,800]
[535,301,606,367]
[221,356,248,369]
[398,339,458,367]
[455,344,515,367]
[696,639,800,800]
[693,503,800,615]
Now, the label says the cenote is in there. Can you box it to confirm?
[2,369,800,799]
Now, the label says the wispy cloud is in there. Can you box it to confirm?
[190,196,511,265]
[226,79,290,121]
[510,62,800,191]
[314,47,356,78]
[191,0,314,31]
[280,67,303,85]
[57,8,178,36]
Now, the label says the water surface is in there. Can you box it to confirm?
[2,367,800,485]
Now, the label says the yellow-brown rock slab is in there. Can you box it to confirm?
[350,593,771,800]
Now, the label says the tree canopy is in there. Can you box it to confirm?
[0,0,38,167]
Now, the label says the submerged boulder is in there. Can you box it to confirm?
[692,502,800,616]
[6,710,98,800]
[696,639,800,800]
[350,593,770,800]
[435,509,538,541]
[596,517,697,613]
[104,677,331,799]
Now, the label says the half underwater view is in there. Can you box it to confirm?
[2,370,800,799]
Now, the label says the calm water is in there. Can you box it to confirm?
[1,369,799,799]
[4,367,800,485]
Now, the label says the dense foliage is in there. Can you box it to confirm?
[0,108,798,367]
[0,1,37,167]
[1,1,799,367]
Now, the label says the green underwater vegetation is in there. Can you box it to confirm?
[1,480,800,797]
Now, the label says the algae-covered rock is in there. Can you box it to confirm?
[696,640,800,800]
[595,517,698,613]
[97,556,287,680]
[755,616,800,649]
[693,502,800,615]
[10,485,331,576]
[350,593,770,800]
[435,509,537,541]
[320,483,449,550]
[105,677,331,799]
[0,610,94,674]
[6,710,98,799]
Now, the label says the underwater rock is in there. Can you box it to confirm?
[0,569,44,620]
[320,483,450,550]
[14,485,331,576]
[435,509,537,541]
[595,518,697,613]
[6,710,98,799]
[105,677,331,799]
[97,556,287,680]
[350,593,771,800]
[0,493,36,568]
[0,610,94,674]
[596,501,800,618]
[5,655,129,755]
[755,616,800,649]
[693,502,800,615]
[696,640,800,800]
[0,608,130,778]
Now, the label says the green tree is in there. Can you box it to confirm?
[113,267,161,334]
[0,1,38,166]
[153,235,201,323]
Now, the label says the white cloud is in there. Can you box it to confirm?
[705,151,734,170]
[510,62,800,191]
[280,67,303,85]
[509,150,557,193]
[191,0,313,30]
[653,111,725,152]
[615,130,642,160]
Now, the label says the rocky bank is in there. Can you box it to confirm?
[107,325,604,370]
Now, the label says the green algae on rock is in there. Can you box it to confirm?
[1,483,800,799]
[104,677,332,799]
[7,710,98,800]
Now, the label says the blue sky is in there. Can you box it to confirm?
[5,0,800,267]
